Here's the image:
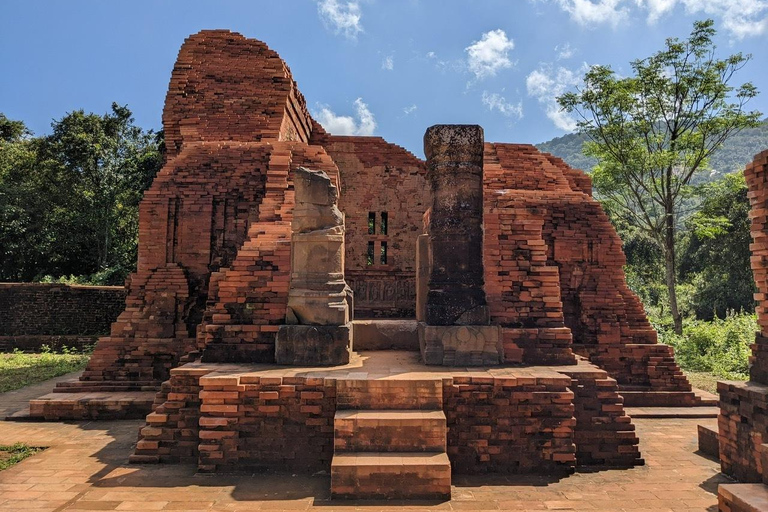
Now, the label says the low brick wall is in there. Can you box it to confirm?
[443,375,576,474]
[718,380,768,483]
[131,361,642,475]
[0,283,126,351]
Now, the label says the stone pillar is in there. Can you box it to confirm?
[275,167,353,365]
[424,124,489,325]
[418,125,501,365]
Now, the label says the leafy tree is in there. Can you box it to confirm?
[0,105,163,283]
[679,172,754,319]
[559,19,761,333]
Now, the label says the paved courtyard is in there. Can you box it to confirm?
[0,377,730,512]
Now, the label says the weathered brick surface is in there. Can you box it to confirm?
[0,283,125,351]
[483,142,692,395]
[163,30,313,158]
[196,374,336,473]
[717,151,768,489]
[131,366,213,464]
[314,129,429,318]
[745,150,768,384]
[444,375,577,474]
[133,360,643,476]
[559,365,642,467]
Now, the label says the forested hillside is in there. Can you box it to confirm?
[536,119,768,177]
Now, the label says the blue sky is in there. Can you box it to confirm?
[1,1,767,157]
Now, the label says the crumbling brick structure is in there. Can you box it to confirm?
[35,28,696,406]
[30,33,704,494]
[717,151,768,511]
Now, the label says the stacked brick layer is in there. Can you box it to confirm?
[0,283,125,351]
[131,357,642,475]
[164,30,313,158]
[483,143,693,398]
[314,129,429,318]
[717,150,768,494]
[745,150,768,384]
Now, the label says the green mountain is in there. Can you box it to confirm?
[536,120,768,178]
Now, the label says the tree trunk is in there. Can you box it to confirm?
[663,205,682,335]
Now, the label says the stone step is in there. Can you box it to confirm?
[336,378,443,410]
[331,452,451,500]
[334,410,446,453]
[619,390,700,407]
[719,483,768,512]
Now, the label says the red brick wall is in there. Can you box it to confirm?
[163,30,313,159]
[745,150,768,383]
[314,129,430,318]
[0,283,125,351]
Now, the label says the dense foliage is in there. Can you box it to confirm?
[0,105,162,284]
[659,312,755,379]
[558,19,761,333]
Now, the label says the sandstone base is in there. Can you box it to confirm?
[419,324,502,366]
[275,324,352,365]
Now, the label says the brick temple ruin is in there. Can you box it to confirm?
[25,30,712,499]
[717,150,768,511]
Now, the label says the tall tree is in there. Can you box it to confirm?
[0,105,163,283]
[558,19,761,334]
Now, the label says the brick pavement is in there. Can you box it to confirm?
[0,415,729,511]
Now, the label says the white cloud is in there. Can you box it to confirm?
[539,0,768,38]
[555,43,575,60]
[426,51,436,59]
[317,0,363,40]
[403,104,418,115]
[526,64,586,132]
[551,0,629,27]
[677,0,768,39]
[314,98,376,136]
[382,55,394,71]
[637,0,677,23]
[465,29,516,80]
[481,91,524,119]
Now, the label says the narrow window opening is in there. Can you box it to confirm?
[368,212,376,234]
[380,241,388,265]
[367,241,375,266]
[380,212,388,235]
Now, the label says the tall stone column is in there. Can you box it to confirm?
[275,167,353,365]
[418,125,501,365]
[424,124,489,325]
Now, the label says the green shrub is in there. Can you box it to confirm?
[660,311,755,379]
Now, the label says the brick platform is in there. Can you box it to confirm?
[130,351,641,490]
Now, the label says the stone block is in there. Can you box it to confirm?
[275,324,352,366]
[419,324,502,366]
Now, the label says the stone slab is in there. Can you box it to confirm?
[352,319,419,351]
[275,323,352,366]
[419,323,502,366]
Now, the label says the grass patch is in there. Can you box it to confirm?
[0,350,90,393]
[682,370,748,394]
[0,443,44,471]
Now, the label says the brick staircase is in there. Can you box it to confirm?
[331,378,451,500]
